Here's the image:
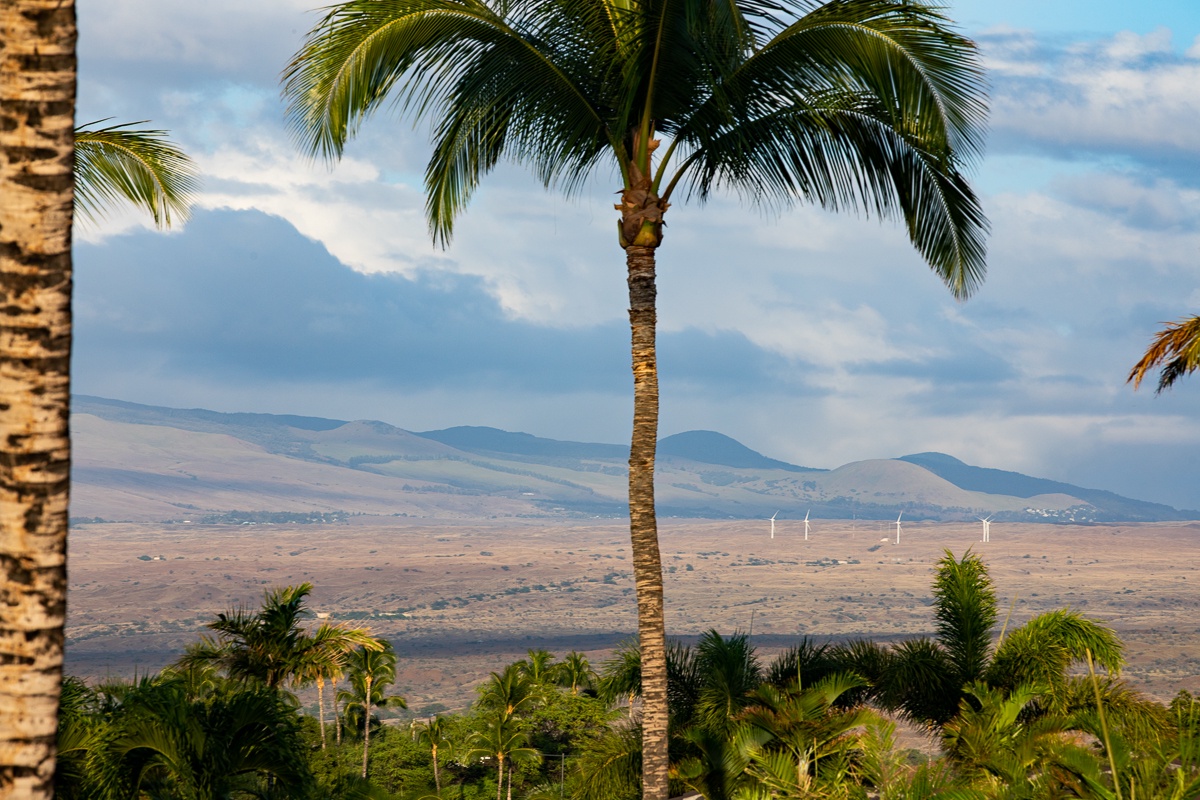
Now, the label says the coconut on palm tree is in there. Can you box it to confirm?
[283,3,988,796]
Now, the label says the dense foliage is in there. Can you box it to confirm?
[59,555,1200,799]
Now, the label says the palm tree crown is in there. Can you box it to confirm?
[283,4,989,796]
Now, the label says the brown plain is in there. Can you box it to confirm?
[66,517,1200,713]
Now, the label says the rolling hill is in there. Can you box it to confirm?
[70,396,1195,524]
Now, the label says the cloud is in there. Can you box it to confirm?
[74,208,804,399]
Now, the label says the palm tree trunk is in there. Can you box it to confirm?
[317,677,327,749]
[332,674,342,745]
[361,676,372,778]
[506,758,513,800]
[0,2,75,798]
[432,744,440,794]
[496,754,504,800]
[625,243,668,800]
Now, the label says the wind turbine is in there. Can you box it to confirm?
[979,515,993,542]
[769,511,779,539]
[804,510,811,541]
[894,512,903,545]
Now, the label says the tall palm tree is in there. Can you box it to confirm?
[338,642,402,778]
[416,716,450,794]
[298,621,382,749]
[1128,315,1200,393]
[282,3,988,796]
[2,5,197,793]
[0,5,78,794]
[464,712,542,800]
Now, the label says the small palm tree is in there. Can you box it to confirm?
[1128,315,1200,393]
[416,716,451,794]
[464,712,542,800]
[517,648,558,686]
[109,680,312,799]
[867,550,1124,727]
[554,651,597,696]
[338,642,403,778]
[478,663,542,721]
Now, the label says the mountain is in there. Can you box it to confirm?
[658,431,821,472]
[69,396,1194,524]
[897,452,1188,523]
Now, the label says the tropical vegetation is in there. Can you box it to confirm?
[50,554,1200,800]
[1129,315,1200,393]
[281,0,990,793]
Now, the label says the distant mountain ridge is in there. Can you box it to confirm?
[69,395,1195,524]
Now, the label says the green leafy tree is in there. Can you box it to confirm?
[282,2,989,795]
[478,663,542,722]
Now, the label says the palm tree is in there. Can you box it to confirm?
[282,3,988,796]
[416,716,451,794]
[517,648,558,686]
[1128,315,1200,393]
[478,663,542,721]
[338,642,403,778]
[298,621,382,749]
[181,583,380,692]
[598,639,642,719]
[465,712,542,800]
[109,680,312,799]
[867,550,1125,728]
[555,651,597,696]
[2,5,197,792]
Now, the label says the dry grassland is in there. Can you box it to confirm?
[66,517,1200,714]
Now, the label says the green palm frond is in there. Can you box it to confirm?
[931,550,997,685]
[75,120,199,229]
[1128,315,1200,393]
[987,609,1123,705]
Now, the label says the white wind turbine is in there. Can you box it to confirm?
[769,511,779,539]
[979,515,993,542]
[804,510,811,541]
[894,512,903,545]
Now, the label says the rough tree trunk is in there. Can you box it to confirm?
[361,675,372,778]
[625,243,668,800]
[317,677,326,749]
[0,2,76,798]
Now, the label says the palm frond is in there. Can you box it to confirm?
[1127,315,1200,393]
[931,550,997,685]
[75,120,199,229]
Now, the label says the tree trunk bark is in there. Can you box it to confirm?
[361,676,372,778]
[0,2,75,798]
[625,244,668,800]
[496,755,504,800]
[332,674,342,745]
[432,744,440,794]
[317,677,326,749]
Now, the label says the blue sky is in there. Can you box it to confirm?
[75,1,1200,510]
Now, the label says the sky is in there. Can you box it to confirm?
[74,1,1200,510]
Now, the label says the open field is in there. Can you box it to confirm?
[65,517,1200,715]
